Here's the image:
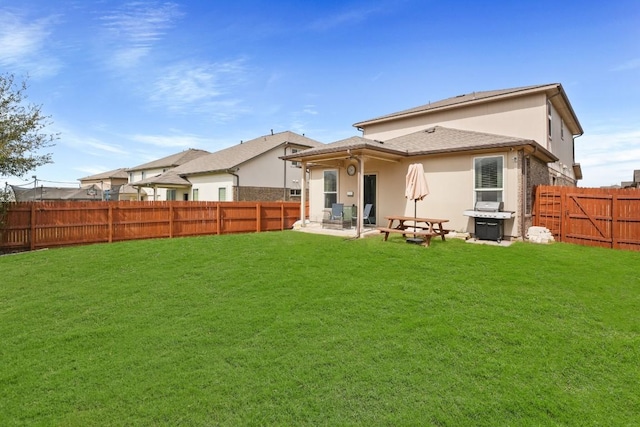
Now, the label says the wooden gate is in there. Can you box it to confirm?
[533,186,640,251]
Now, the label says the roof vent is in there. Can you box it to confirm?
[425,127,436,133]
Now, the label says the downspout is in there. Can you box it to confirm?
[300,162,307,227]
[572,132,584,184]
[283,144,289,200]
[228,169,240,201]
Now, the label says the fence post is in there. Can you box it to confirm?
[30,203,36,251]
[281,203,285,230]
[216,203,221,235]
[256,203,261,232]
[108,205,113,243]
[612,194,619,249]
[169,203,174,239]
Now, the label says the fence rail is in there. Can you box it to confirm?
[533,185,640,251]
[1,200,301,253]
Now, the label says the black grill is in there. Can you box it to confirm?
[463,201,513,243]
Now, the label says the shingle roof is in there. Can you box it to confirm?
[353,83,581,130]
[127,148,211,171]
[78,168,129,181]
[286,126,557,162]
[133,170,191,187]
[173,131,323,175]
[385,126,540,156]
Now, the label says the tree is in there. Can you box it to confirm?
[0,73,57,178]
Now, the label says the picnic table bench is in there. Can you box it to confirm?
[377,216,450,247]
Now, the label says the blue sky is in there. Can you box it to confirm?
[1,0,639,189]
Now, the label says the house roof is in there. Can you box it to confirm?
[283,126,557,163]
[78,168,129,181]
[133,170,192,187]
[127,148,211,172]
[172,131,323,176]
[353,83,583,135]
[11,184,104,201]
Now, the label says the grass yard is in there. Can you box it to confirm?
[1,231,639,426]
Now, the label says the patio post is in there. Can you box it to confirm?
[300,161,307,227]
[357,156,364,237]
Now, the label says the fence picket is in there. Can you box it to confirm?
[533,185,640,251]
[1,200,302,252]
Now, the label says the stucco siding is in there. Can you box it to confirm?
[188,174,234,201]
[362,94,547,145]
[309,149,523,238]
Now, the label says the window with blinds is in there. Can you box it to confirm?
[474,156,503,202]
[323,170,337,208]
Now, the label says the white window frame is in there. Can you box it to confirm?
[474,155,504,203]
[166,189,177,201]
[290,148,300,167]
[218,187,226,201]
[192,188,199,201]
[547,101,553,140]
[323,170,338,209]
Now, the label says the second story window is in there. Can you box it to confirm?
[290,148,300,167]
[547,101,552,140]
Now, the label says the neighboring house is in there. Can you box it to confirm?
[128,149,211,201]
[11,184,104,202]
[79,168,129,190]
[134,131,323,202]
[284,83,584,240]
[621,169,640,188]
[78,168,138,201]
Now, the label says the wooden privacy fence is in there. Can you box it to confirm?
[0,200,302,253]
[533,185,640,251]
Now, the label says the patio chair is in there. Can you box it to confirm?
[352,203,374,226]
[362,203,373,225]
[330,203,344,220]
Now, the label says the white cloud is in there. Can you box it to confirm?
[58,126,128,156]
[575,128,640,187]
[150,59,249,119]
[309,5,383,31]
[611,58,640,72]
[0,10,62,77]
[99,1,182,68]
[129,133,210,148]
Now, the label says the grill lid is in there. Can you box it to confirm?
[475,201,503,212]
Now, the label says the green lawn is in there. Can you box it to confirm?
[1,232,639,426]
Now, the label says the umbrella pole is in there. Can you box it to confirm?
[414,199,417,234]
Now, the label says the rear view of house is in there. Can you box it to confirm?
[285,83,583,240]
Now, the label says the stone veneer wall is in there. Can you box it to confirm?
[233,186,307,202]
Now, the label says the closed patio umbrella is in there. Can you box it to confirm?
[405,163,429,242]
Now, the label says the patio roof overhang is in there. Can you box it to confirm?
[281,141,405,168]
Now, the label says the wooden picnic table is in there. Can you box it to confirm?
[376,216,450,247]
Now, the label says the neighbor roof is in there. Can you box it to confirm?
[173,131,323,176]
[353,83,583,135]
[78,168,129,181]
[127,148,211,171]
[133,170,191,187]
